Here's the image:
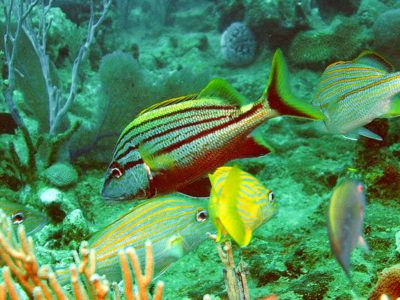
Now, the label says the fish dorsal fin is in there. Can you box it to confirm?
[354,51,394,73]
[198,78,250,106]
[138,94,198,116]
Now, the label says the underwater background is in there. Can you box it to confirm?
[1,0,400,299]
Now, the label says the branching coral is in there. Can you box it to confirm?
[0,211,164,299]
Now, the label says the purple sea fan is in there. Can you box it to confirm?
[221,22,256,66]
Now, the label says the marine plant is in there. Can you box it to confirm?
[1,0,110,138]
[0,210,164,299]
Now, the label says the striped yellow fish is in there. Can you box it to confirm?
[208,166,277,247]
[57,193,214,283]
[312,51,400,141]
[101,49,323,200]
[0,200,47,235]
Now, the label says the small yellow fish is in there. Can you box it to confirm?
[327,179,369,284]
[0,200,47,235]
[208,166,277,247]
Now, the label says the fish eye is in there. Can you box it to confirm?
[196,209,208,223]
[11,212,25,225]
[357,184,364,193]
[268,191,275,202]
[111,166,123,179]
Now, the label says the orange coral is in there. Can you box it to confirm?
[369,264,400,300]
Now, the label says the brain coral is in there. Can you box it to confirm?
[43,162,78,188]
[220,22,256,66]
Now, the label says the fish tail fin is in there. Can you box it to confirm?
[261,49,324,120]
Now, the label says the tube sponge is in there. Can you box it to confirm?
[220,22,256,66]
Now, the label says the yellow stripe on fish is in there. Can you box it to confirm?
[312,51,400,140]
[101,49,323,201]
[208,166,277,247]
[56,193,214,283]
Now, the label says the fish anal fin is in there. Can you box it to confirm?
[198,78,250,106]
[265,49,324,120]
[357,127,382,141]
[236,133,273,159]
[138,94,198,116]
[354,51,393,73]
[343,127,382,141]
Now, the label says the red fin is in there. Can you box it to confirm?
[236,134,273,158]
[177,177,211,197]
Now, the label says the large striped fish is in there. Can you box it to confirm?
[0,200,47,235]
[57,193,214,283]
[208,166,276,247]
[101,49,323,200]
[312,51,400,141]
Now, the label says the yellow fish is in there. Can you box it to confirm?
[208,166,277,247]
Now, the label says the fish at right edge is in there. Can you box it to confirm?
[312,51,400,141]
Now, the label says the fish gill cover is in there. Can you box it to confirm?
[1,0,400,299]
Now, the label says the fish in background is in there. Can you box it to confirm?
[312,51,400,141]
[0,200,48,235]
[208,166,277,247]
[57,193,214,283]
[0,112,18,134]
[101,49,324,200]
[327,179,369,284]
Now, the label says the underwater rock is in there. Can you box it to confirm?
[357,0,388,27]
[220,22,256,66]
[38,187,71,223]
[373,9,400,66]
[43,162,78,188]
[62,209,89,246]
[369,264,400,300]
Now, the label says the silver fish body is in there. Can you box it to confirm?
[313,52,400,140]
[327,179,368,279]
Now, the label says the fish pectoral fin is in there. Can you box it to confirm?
[357,236,370,254]
[165,235,185,259]
[138,144,176,171]
[236,133,273,159]
[198,78,250,106]
[384,94,400,118]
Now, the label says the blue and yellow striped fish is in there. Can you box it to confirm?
[312,51,400,140]
[0,200,47,235]
[208,166,277,247]
[101,50,323,200]
[57,193,214,283]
